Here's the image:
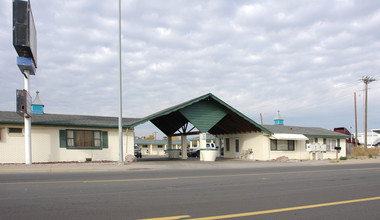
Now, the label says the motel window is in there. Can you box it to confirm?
[142,145,148,148]
[271,140,295,151]
[158,145,163,148]
[325,139,336,152]
[225,138,230,151]
[60,130,108,149]
[9,128,23,134]
[235,139,240,153]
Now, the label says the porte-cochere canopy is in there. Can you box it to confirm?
[129,93,272,136]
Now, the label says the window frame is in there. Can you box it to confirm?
[225,138,230,152]
[235,138,240,153]
[270,140,295,151]
[60,129,108,150]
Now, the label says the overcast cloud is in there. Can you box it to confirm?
[1,0,379,138]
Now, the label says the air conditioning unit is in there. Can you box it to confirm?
[320,144,327,152]
[306,144,316,151]
[315,143,321,151]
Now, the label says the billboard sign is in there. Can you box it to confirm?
[13,0,37,68]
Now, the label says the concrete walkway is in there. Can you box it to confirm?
[1,157,380,173]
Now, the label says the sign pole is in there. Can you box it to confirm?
[118,0,123,163]
[24,70,32,164]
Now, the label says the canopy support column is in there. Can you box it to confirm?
[181,135,187,159]
[199,133,206,161]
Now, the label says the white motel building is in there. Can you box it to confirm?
[0,93,348,163]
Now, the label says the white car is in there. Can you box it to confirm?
[187,143,216,158]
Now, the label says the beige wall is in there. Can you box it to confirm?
[216,132,347,161]
[0,124,127,163]
[136,144,166,156]
[217,131,267,160]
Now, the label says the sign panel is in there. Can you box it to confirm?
[16,89,32,117]
[13,0,37,68]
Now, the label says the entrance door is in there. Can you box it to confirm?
[235,138,240,158]
[219,138,224,157]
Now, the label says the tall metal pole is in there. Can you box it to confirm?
[364,81,368,149]
[118,0,123,163]
[24,70,31,164]
[354,92,358,147]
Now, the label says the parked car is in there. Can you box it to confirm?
[134,145,142,158]
[187,143,217,158]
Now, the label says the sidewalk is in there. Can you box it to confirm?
[1,157,380,173]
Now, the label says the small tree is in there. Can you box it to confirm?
[145,134,155,140]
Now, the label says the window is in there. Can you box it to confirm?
[8,127,23,137]
[157,145,163,148]
[142,145,148,148]
[271,140,295,151]
[60,130,108,149]
[225,138,230,151]
[9,128,22,133]
[325,139,337,152]
[235,139,239,152]
[315,138,318,143]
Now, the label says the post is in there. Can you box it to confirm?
[118,0,123,163]
[199,133,206,161]
[167,136,172,150]
[361,76,377,149]
[181,135,187,159]
[354,92,358,147]
[364,80,368,149]
[24,70,31,164]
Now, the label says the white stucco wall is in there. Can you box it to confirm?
[0,124,128,163]
[217,131,267,160]
[215,132,347,161]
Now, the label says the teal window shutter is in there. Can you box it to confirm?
[59,130,67,148]
[101,131,108,148]
[337,139,340,147]
[323,138,326,144]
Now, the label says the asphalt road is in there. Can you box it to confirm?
[1,163,380,220]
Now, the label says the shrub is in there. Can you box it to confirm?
[340,156,347,160]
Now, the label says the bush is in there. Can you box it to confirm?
[353,147,380,158]
[340,156,347,160]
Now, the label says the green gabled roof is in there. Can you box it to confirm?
[128,93,213,128]
[129,93,272,135]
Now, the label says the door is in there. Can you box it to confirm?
[235,138,240,158]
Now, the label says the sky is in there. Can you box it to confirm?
[1,0,379,139]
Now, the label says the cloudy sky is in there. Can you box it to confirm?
[1,0,379,138]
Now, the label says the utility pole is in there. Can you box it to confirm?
[361,76,377,149]
[354,92,358,147]
[118,0,123,163]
